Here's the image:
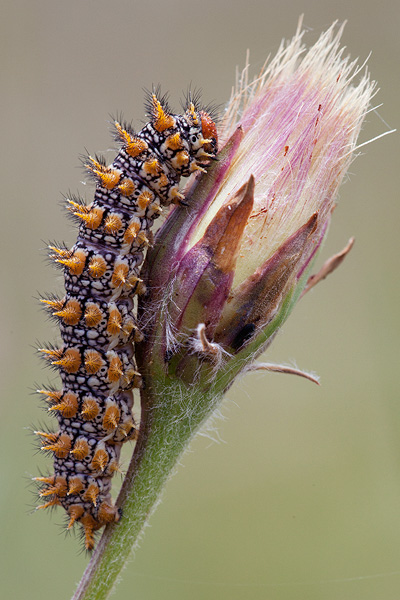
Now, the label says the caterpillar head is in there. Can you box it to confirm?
[184,101,218,161]
[199,110,218,156]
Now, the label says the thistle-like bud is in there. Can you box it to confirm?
[137,23,374,393]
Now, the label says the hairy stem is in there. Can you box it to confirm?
[71,376,221,600]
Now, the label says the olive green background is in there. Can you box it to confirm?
[1,1,399,599]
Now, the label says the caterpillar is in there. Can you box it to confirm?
[35,92,218,550]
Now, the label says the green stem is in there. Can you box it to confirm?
[71,377,222,600]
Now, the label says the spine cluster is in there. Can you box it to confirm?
[35,94,218,549]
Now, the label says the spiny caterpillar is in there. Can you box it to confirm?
[35,92,218,550]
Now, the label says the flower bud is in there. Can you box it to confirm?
[138,23,374,387]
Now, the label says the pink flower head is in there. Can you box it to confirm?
[139,22,375,375]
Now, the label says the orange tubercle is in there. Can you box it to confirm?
[111,263,129,288]
[114,122,148,158]
[84,349,105,374]
[86,157,121,190]
[67,504,85,529]
[40,297,64,312]
[107,354,123,383]
[70,438,90,460]
[187,102,199,126]
[152,95,175,132]
[42,433,72,459]
[52,347,81,373]
[91,448,109,472]
[97,501,120,524]
[68,477,85,496]
[104,213,123,234]
[48,391,79,418]
[175,150,190,168]
[75,206,104,230]
[107,307,122,335]
[56,249,87,276]
[88,255,107,278]
[118,177,136,197]
[54,298,82,325]
[123,220,140,245]
[79,513,97,550]
[165,132,183,151]
[103,403,120,430]
[83,483,100,506]
[158,173,169,187]
[39,476,68,498]
[81,397,100,420]
[84,303,104,327]
[143,157,162,177]
[37,388,63,404]
[137,191,153,211]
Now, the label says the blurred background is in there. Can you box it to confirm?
[1,1,399,599]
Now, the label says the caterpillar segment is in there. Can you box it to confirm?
[36,92,218,549]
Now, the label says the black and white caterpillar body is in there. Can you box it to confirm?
[35,93,218,550]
